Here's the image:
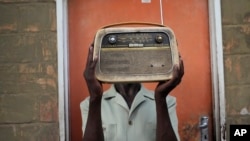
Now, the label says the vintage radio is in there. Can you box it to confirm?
[93,23,179,83]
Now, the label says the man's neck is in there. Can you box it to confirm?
[114,83,141,108]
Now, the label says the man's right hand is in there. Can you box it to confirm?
[83,45,103,99]
[82,44,105,141]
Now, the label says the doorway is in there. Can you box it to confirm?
[68,0,213,140]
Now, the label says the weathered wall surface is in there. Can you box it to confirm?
[221,0,250,139]
[0,0,58,140]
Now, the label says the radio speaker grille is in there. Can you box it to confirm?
[99,47,172,75]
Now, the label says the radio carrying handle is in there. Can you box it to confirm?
[101,22,166,29]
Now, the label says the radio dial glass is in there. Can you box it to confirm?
[102,32,170,47]
[108,35,117,44]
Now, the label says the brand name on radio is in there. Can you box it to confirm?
[129,43,144,47]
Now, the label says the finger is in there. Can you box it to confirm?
[159,65,179,88]
[179,58,184,77]
[171,65,182,85]
[86,45,94,68]
[90,56,98,69]
[174,59,184,85]
[173,64,179,76]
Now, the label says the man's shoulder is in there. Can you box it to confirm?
[166,95,177,107]
[80,96,90,110]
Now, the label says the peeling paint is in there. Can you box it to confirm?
[181,122,199,141]
[12,125,17,136]
[24,25,39,32]
[49,7,57,31]
[225,38,239,52]
[240,25,250,48]
[0,24,17,31]
[19,64,43,73]
[225,57,232,72]
[234,59,242,80]
[240,107,250,115]
[240,25,250,35]
[42,48,52,61]
[36,78,47,89]
[36,78,56,89]
[40,97,57,122]
[46,78,57,88]
[243,12,250,23]
[46,65,56,77]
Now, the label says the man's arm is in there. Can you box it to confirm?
[82,45,104,141]
[155,95,178,141]
[155,57,184,141]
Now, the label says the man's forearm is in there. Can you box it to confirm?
[155,97,177,141]
[82,96,104,141]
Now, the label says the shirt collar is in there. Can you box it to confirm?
[103,84,155,100]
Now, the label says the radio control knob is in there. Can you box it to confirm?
[155,35,163,43]
[108,35,117,44]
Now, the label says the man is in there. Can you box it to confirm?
[81,44,184,141]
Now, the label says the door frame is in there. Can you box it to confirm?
[208,1,226,141]
[56,0,226,141]
[56,0,70,141]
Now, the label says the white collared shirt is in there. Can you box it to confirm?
[80,85,180,141]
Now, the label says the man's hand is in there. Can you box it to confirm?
[82,44,104,141]
[155,56,184,99]
[155,56,184,141]
[83,45,103,99]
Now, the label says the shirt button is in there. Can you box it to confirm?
[128,120,132,125]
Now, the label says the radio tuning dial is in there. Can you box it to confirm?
[108,35,117,44]
[155,35,163,43]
